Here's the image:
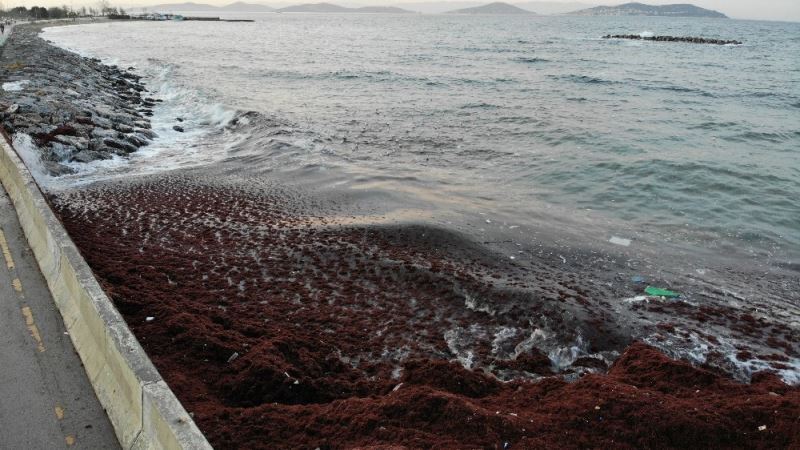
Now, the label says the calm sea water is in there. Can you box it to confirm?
[44,15,800,257]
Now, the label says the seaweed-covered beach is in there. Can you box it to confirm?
[2,20,799,449]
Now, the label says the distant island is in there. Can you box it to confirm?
[568,2,728,18]
[278,3,413,13]
[138,1,727,18]
[446,2,535,14]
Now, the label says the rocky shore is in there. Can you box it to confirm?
[0,23,160,175]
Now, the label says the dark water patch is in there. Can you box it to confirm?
[687,121,739,130]
[460,46,519,54]
[723,131,799,144]
[555,74,617,85]
[460,102,502,109]
[512,56,550,64]
[638,82,717,97]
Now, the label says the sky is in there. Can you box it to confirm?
[5,0,800,22]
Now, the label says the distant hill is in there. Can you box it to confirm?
[142,2,274,12]
[446,2,535,14]
[278,2,350,12]
[515,1,591,15]
[567,2,728,18]
[142,2,218,12]
[278,3,413,13]
[352,6,414,13]
[219,2,275,11]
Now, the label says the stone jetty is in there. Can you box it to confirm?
[603,34,742,45]
[0,24,158,175]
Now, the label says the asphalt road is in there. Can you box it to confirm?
[0,186,119,449]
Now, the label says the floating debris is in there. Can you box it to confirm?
[644,286,680,298]
[609,236,631,247]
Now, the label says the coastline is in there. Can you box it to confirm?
[3,21,799,448]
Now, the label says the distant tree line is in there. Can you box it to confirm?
[0,2,127,20]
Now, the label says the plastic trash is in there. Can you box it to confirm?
[609,236,631,246]
[644,286,680,298]
[631,275,646,284]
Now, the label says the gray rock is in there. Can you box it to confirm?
[54,135,89,150]
[102,137,138,154]
[49,142,77,161]
[71,150,102,163]
[114,123,134,133]
[43,161,77,176]
[135,128,157,139]
[125,134,147,147]
[173,125,185,133]
[92,115,113,128]
[92,127,119,139]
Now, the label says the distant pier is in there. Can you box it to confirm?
[108,13,254,22]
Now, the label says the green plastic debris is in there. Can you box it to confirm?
[644,286,680,298]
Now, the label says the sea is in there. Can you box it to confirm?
[40,14,800,381]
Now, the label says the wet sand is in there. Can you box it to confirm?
[51,173,800,449]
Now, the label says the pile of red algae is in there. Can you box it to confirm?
[51,175,800,449]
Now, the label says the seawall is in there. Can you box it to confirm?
[0,130,212,448]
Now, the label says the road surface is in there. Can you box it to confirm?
[0,186,119,449]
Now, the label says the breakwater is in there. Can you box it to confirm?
[0,25,160,175]
[603,34,742,45]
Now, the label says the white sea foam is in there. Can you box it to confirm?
[12,134,55,187]
[2,80,30,91]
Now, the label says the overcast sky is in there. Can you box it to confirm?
[7,0,800,22]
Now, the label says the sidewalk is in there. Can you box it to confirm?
[0,186,119,448]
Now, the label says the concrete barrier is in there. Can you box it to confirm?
[0,135,212,449]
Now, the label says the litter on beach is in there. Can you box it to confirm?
[609,236,631,247]
[644,286,680,298]
[1,80,29,92]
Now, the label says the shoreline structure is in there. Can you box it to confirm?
[1,21,799,448]
[0,21,211,449]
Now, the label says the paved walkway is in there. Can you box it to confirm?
[0,186,119,449]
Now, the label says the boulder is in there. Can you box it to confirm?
[43,161,76,176]
[92,115,113,128]
[71,150,105,163]
[92,127,120,139]
[54,134,89,150]
[125,134,148,147]
[135,128,157,139]
[103,137,138,154]
[48,142,77,161]
[114,123,135,133]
